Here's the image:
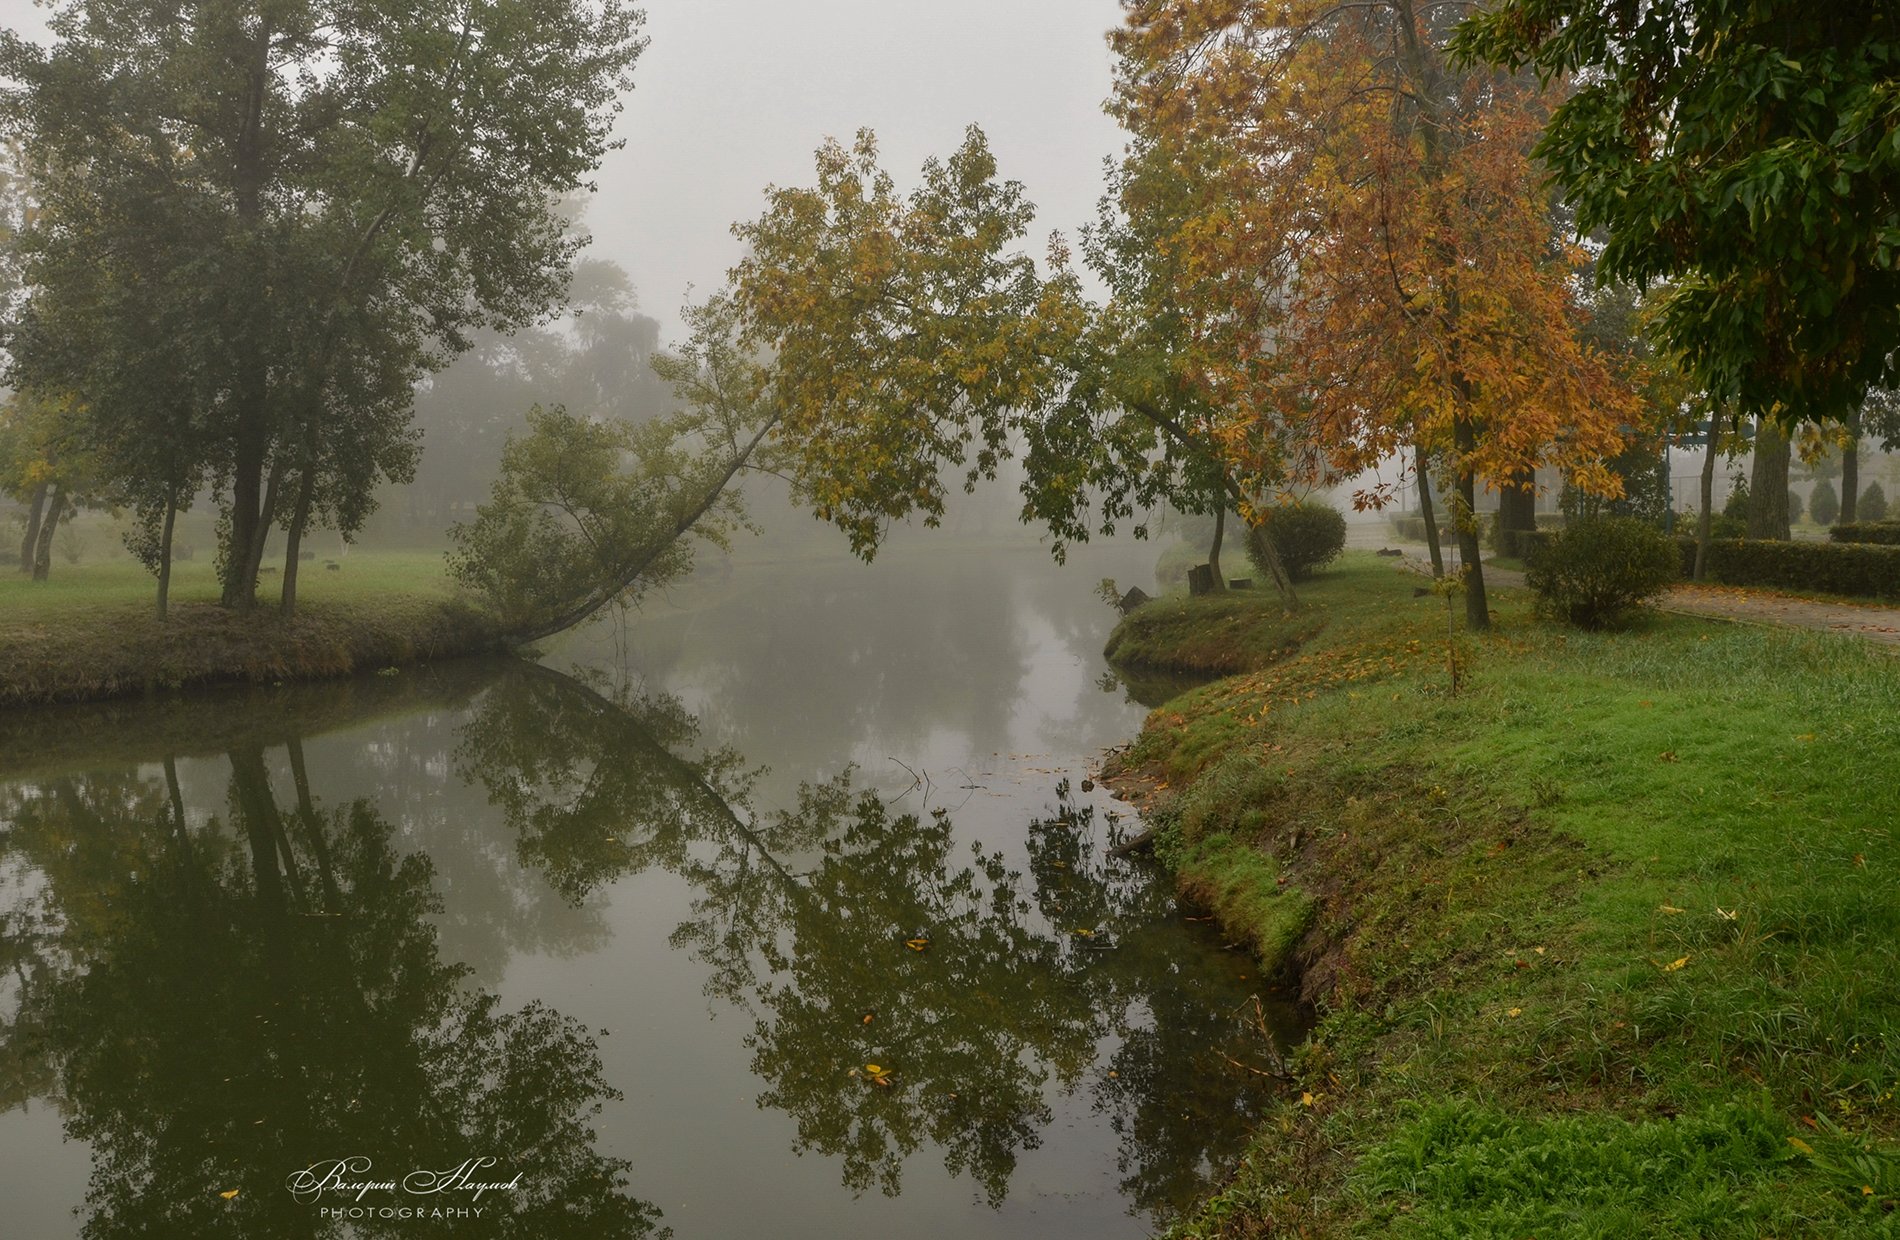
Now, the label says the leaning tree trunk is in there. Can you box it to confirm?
[156,490,179,620]
[31,483,65,582]
[18,480,48,574]
[281,469,316,617]
[1747,419,1791,540]
[1694,431,1719,580]
[1841,415,1861,525]
[1206,505,1228,592]
[1452,419,1489,631]
[1416,442,1444,577]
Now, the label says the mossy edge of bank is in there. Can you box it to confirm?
[0,592,510,707]
[1104,555,1900,1238]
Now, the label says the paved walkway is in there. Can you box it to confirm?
[1378,544,1900,648]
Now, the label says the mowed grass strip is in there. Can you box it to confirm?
[1109,554,1900,1237]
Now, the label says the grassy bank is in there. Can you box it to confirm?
[0,552,507,704]
[1108,554,1900,1237]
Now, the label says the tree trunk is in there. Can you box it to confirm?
[1497,467,1537,554]
[223,415,271,607]
[1453,419,1489,630]
[281,469,315,616]
[156,490,178,620]
[31,483,65,581]
[1206,504,1228,592]
[1747,419,1791,540]
[1841,416,1861,525]
[1416,442,1444,577]
[18,480,47,573]
[1694,431,1718,580]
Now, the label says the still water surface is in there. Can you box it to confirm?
[0,546,1300,1238]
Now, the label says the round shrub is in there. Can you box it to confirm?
[1786,486,1805,524]
[1862,481,1889,522]
[1525,516,1679,630]
[1809,477,1840,527]
[1248,502,1347,581]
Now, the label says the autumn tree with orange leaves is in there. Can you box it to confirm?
[1108,0,1638,628]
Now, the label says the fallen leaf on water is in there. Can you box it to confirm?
[865,1064,883,1075]
[1072,927,1096,938]
[905,938,930,952]
[861,1011,875,1025]
[220,1190,240,1200]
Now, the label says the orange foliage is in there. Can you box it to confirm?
[1107,0,1638,507]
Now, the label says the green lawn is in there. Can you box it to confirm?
[1110,554,1900,1237]
[0,547,488,704]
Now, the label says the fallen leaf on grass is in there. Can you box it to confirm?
[1659,904,1686,915]
[1661,955,1690,972]
[1788,1136,1815,1157]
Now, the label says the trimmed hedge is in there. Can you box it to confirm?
[1704,538,1900,600]
[1392,515,1453,544]
[1531,527,1900,600]
[1829,521,1900,546]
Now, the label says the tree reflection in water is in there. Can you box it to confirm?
[0,748,663,1238]
[460,663,1295,1219]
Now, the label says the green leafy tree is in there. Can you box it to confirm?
[1457,3,1900,422]
[1862,481,1889,523]
[1,0,647,611]
[1810,477,1840,527]
[448,294,778,641]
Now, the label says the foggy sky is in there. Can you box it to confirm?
[0,0,1130,343]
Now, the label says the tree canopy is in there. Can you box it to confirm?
[0,0,647,609]
[1457,1,1900,422]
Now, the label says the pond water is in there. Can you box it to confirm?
[0,544,1303,1239]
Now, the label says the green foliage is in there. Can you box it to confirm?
[730,127,1075,560]
[1786,485,1806,524]
[1811,477,1841,526]
[1829,521,1900,546]
[1457,3,1900,422]
[0,0,647,606]
[1250,502,1347,582]
[448,407,680,626]
[1559,441,1669,525]
[449,295,780,639]
[1524,517,1678,629]
[1862,482,1890,522]
[1707,536,1900,599]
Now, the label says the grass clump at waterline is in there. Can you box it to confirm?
[1104,586,1328,677]
[0,551,505,704]
[1106,553,1900,1237]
